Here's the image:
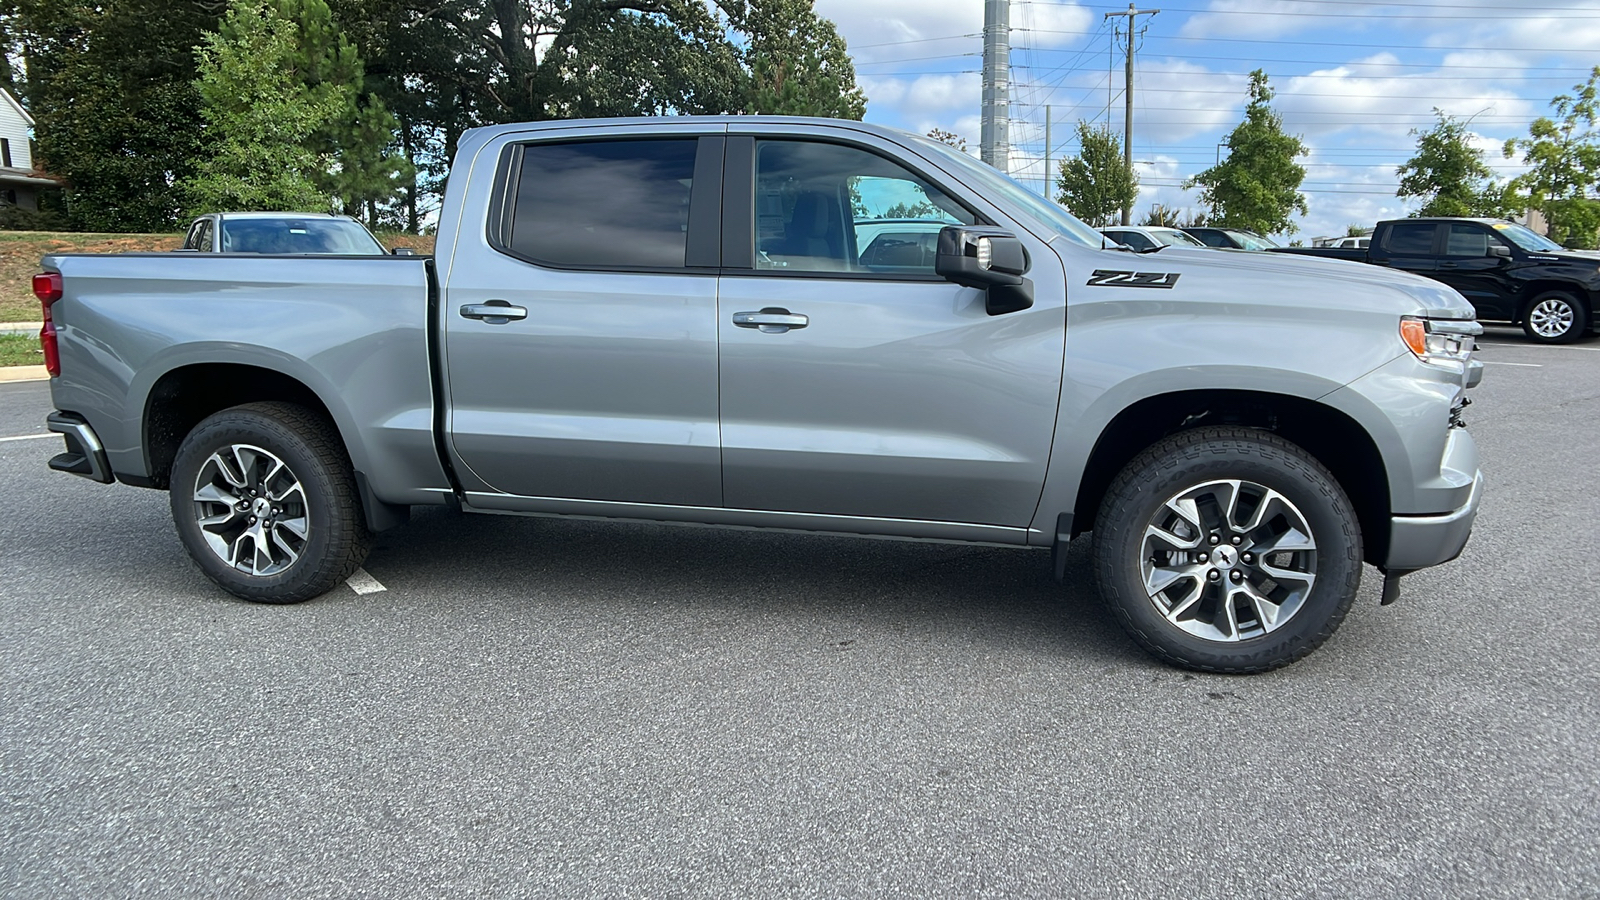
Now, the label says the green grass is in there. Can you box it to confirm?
[0,332,44,366]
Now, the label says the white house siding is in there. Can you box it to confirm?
[0,89,32,171]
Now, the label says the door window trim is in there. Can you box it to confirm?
[484,134,726,276]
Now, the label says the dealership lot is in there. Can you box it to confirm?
[1,326,1596,898]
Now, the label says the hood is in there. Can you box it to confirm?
[1078,244,1478,320]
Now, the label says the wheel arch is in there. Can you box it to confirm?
[141,361,351,490]
[1069,389,1392,566]
[1517,279,1589,322]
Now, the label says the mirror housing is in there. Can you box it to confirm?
[391,247,418,256]
[935,226,1034,315]
[1487,244,1512,260]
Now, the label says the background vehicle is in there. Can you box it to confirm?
[179,212,400,255]
[1183,227,1282,250]
[1272,217,1599,343]
[1099,226,1210,252]
[1329,235,1371,250]
[38,117,1484,674]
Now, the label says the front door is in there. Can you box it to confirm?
[443,132,725,507]
[716,137,1065,528]
[1431,222,1517,320]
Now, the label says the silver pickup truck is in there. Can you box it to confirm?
[38,116,1484,673]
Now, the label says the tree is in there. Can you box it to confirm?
[1396,110,1502,218]
[180,0,343,214]
[926,128,968,152]
[1055,121,1137,229]
[1504,67,1600,248]
[7,0,222,231]
[1185,70,1308,235]
[733,0,864,118]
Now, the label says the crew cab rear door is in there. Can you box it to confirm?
[440,125,727,507]
[714,132,1066,529]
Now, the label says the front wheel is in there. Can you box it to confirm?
[1522,291,1589,344]
[169,402,371,604]
[1092,427,1363,674]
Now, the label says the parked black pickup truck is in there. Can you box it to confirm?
[1273,217,1600,343]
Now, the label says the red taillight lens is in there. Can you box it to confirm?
[34,272,62,377]
[32,272,62,303]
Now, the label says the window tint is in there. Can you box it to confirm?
[506,139,697,269]
[1189,230,1231,248]
[1445,224,1493,257]
[754,140,975,275]
[1385,223,1436,255]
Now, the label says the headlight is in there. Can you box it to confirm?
[1400,316,1479,367]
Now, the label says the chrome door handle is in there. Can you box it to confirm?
[460,300,527,323]
[732,308,808,333]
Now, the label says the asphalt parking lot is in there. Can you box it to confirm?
[2,325,1597,898]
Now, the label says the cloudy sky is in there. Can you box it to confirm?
[813,0,1600,241]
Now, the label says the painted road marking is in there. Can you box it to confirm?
[1479,342,1600,353]
[346,567,388,595]
[1480,361,1543,367]
[0,433,57,443]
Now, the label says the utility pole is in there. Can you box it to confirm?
[980,0,1010,172]
[1044,105,1052,198]
[1104,2,1158,224]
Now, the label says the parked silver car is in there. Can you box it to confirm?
[180,212,398,255]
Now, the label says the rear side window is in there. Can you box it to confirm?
[505,139,698,269]
[1189,230,1230,248]
[1385,223,1436,255]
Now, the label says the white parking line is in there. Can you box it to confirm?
[0,433,56,443]
[1480,361,1543,367]
[1479,342,1600,353]
[346,567,388,595]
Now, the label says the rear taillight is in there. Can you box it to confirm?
[34,272,62,377]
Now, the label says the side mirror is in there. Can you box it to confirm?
[935,226,1034,315]
[1487,245,1511,259]
[391,247,417,256]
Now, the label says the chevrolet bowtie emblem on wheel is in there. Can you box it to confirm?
[1087,269,1181,289]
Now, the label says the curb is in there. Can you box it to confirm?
[0,322,43,336]
[0,365,49,383]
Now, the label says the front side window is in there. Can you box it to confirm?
[506,139,698,269]
[196,220,215,252]
[183,221,204,250]
[1445,224,1494,257]
[755,140,975,276]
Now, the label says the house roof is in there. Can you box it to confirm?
[0,88,33,127]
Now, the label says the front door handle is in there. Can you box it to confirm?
[732,307,809,333]
[460,300,528,324]
[1439,261,1459,268]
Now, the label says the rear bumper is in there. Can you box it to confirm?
[1385,472,1483,572]
[46,411,113,484]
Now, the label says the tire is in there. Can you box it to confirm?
[1522,291,1589,344]
[169,402,371,604]
[1092,426,1362,674]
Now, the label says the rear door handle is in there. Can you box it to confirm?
[732,308,808,333]
[1439,261,1459,268]
[460,300,527,324]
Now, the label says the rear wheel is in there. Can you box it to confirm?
[1092,426,1363,674]
[169,402,370,603]
[1522,291,1588,344]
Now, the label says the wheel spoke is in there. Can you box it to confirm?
[1231,581,1281,630]
[1146,562,1205,596]
[1164,578,1205,622]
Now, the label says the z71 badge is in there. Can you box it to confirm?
[1087,269,1181,289]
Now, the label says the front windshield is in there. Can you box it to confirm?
[220,217,386,254]
[908,134,1105,248]
[1231,231,1281,250]
[1151,228,1206,247]
[1490,221,1564,252]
